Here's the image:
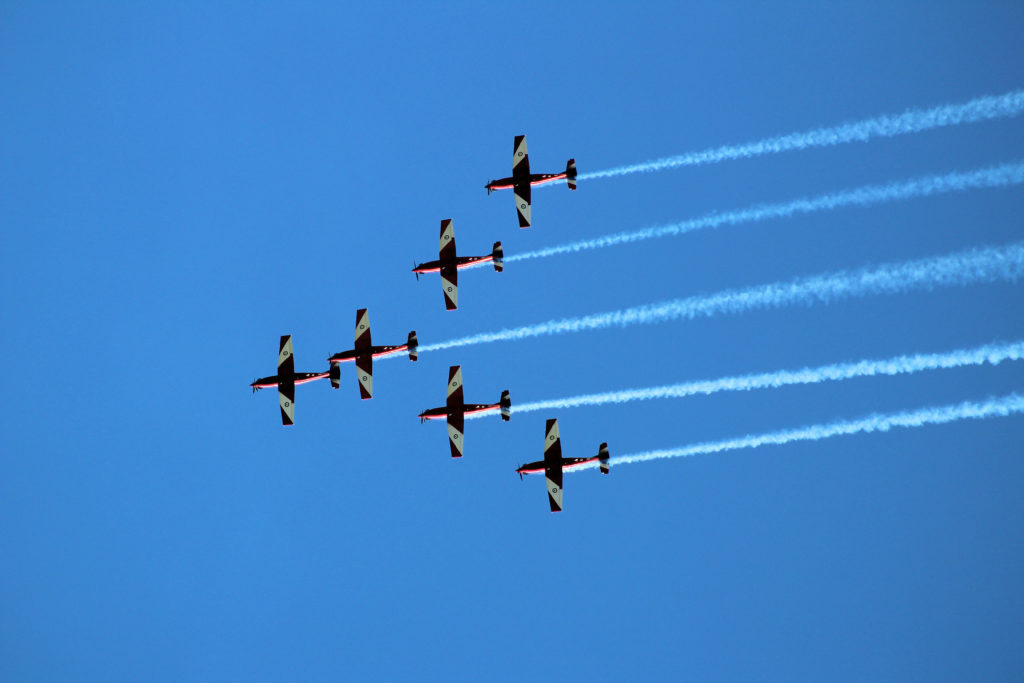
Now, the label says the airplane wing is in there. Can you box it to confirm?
[439,219,456,260]
[278,335,295,425]
[356,353,373,399]
[279,379,295,425]
[544,418,563,512]
[355,308,371,350]
[513,135,530,178]
[446,365,464,408]
[447,411,465,458]
[446,366,465,456]
[513,181,531,228]
[513,136,532,228]
[440,263,458,310]
[278,335,295,376]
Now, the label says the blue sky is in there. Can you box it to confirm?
[2,2,1023,681]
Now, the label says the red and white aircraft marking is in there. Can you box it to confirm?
[327,308,417,399]
[418,365,511,457]
[251,335,340,425]
[485,135,576,228]
[412,219,503,310]
[516,419,610,512]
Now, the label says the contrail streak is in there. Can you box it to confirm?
[574,90,1024,181]
[489,341,1024,416]
[508,161,1024,262]
[417,242,1024,354]
[571,392,1024,471]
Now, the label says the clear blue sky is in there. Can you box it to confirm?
[2,3,1023,681]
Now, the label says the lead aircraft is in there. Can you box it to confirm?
[418,365,511,457]
[251,335,340,425]
[327,308,418,399]
[485,135,576,228]
[412,219,503,310]
[516,419,610,512]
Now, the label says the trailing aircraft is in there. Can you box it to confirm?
[418,365,511,457]
[251,335,340,425]
[412,219,503,310]
[327,308,418,399]
[485,135,576,228]
[516,419,610,512]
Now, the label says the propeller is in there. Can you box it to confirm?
[518,468,523,481]
[413,261,419,281]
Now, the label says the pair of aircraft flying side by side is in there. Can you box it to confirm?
[250,308,417,424]
[413,136,577,310]
[416,366,609,512]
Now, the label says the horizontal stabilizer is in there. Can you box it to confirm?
[500,390,511,421]
[493,242,504,272]
[566,158,577,191]
[598,441,610,474]
[408,331,418,361]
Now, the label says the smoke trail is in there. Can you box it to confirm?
[489,341,1024,416]
[417,242,1024,354]
[570,392,1024,471]
[574,90,1024,181]
[508,161,1024,262]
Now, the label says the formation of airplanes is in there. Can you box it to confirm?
[250,135,608,512]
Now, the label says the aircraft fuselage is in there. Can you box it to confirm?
[418,403,500,421]
[486,172,568,193]
[251,371,329,390]
[328,344,408,364]
[412,254,493,275]
[516,456,601,476]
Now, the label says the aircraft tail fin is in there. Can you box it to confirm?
[566,159,577,190]
[493,241,503,272]
[598,442,610,474]
[500,390,511,421]
[329,363,341,389]
[408,331,419,361]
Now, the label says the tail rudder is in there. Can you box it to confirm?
[500,390,511,421]
[408,331,419,361]
[598,442,610,474]
[493,241,503,272]
[566,158,577,190]
[329,363,341,389]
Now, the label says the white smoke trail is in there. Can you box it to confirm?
[574,90,1024,181]
[417,242,1024,354]
[492,341,1024,416]
[508,161,1024,262]
[571,392,1024,471]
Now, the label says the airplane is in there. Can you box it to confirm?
[251,335,340,425]
[412,219,503,310]
[516,419,610,512]
[327,308,418,399]
[418,365,511,457]
[485,135,576,228]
